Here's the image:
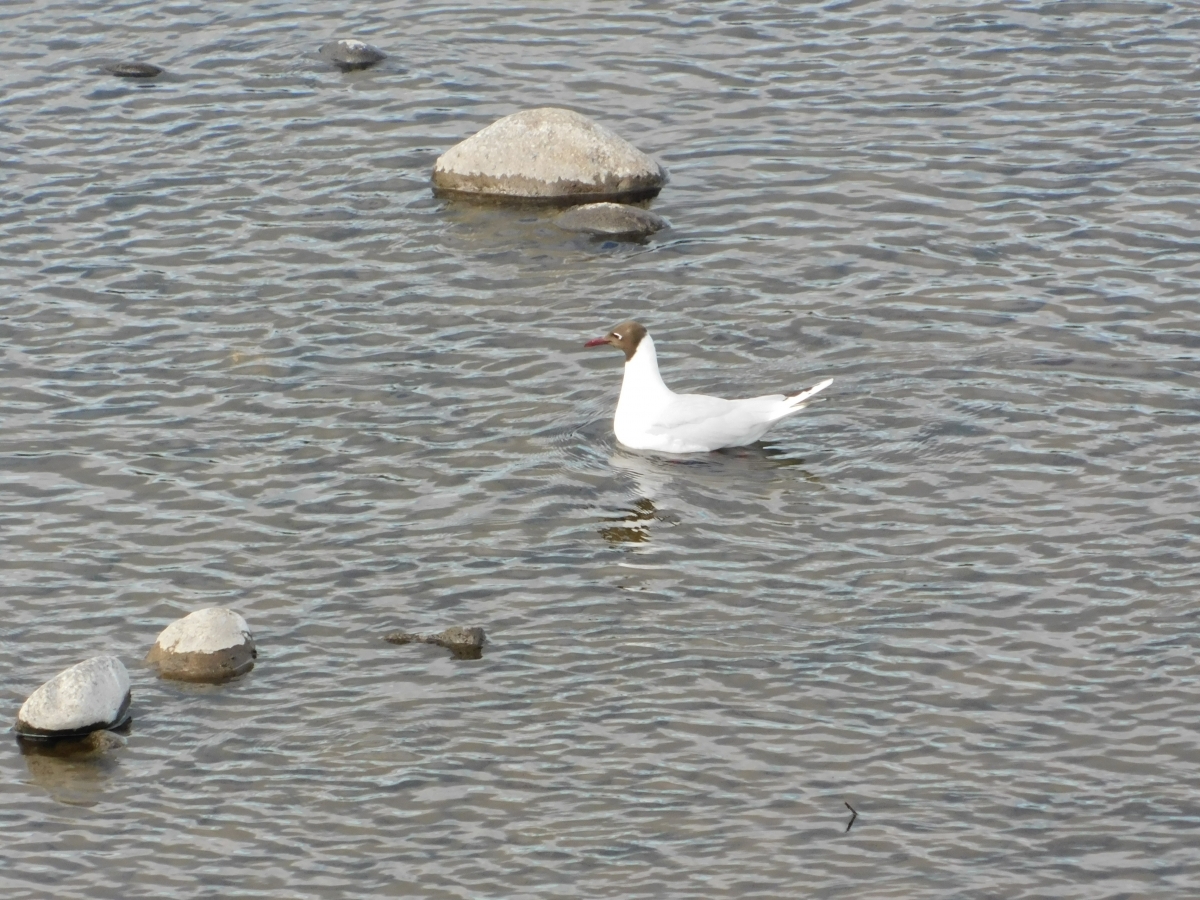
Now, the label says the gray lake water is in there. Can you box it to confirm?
[3,1,1199,897]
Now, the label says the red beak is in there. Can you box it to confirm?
[584,337,610,347]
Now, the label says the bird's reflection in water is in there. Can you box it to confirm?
[598,443,824,547]
[609,443,823,492]
[599,497,662,545]
[713,443,825,481]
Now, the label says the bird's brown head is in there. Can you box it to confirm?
[584,321,648,362]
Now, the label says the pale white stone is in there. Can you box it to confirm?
[432,108,666,200]
[151,607,251,655]
[18,656,130,734]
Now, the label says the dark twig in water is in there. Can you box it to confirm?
[844,801,858,833]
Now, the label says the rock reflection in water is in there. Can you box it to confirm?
[18,731,126,807]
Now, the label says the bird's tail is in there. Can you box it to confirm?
[781,378,833,413]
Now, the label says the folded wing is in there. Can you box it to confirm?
[645,393,787,451]
[645,379,833,452]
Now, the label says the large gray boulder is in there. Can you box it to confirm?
[16,656,132,740]
[432,108,666,202]
[145,607,256,683]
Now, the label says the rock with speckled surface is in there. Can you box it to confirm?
[554,202,668,238]
[320,39,386,71]
[386,626,486,659]
[432,108,666,202]
[16,656,132,740]
[104,61,163,78]
[146,607,256,683]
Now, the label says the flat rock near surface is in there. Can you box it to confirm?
[554,202,668,238]
[104,62,163,78]
[386,626,486,659]
[432,108,666,202]
[320,39,386,71]
[146,607,256,683]
[16,656,132,740]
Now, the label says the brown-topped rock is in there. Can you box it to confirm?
[16,656,132,741]
[432,108,667,202]
[386,626,486,660]
[146,607,256,683]
[555,202,668,239]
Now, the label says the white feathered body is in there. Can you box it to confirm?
[612,335,831,453]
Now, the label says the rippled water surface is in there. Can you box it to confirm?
[3,1,1200,897]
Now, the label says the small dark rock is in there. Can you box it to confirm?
[555,202,668,239]
[105,62,163,78]
[320,39,386,71]
[435,626,486,650]
[386,626,487,660]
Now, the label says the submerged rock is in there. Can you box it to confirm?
[555,202,668,239]
[386,626,486,660]
[21,729,126,759]
[145,607,256,683]
[320,39,386,71]
[432,108,667,202]
[16,656,132,741]
[104,62,163,78]
[78,730,126,753]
